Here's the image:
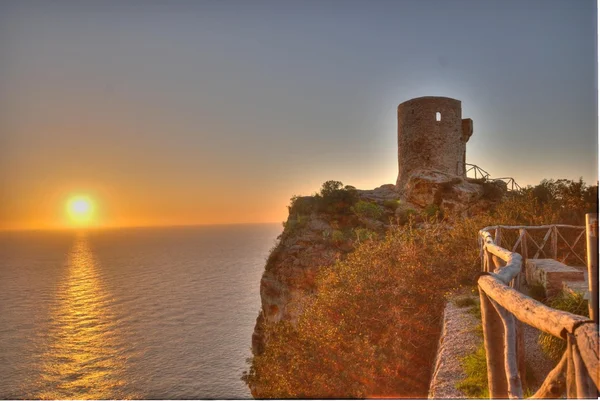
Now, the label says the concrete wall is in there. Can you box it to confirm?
[396,96,473,188]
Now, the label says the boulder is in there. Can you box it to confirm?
[403,169,486,214]
[357,184,400,202]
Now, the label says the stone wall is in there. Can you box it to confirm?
[396,96,473,188]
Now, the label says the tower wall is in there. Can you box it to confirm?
[396,96,471,188]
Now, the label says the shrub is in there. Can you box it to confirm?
[396,207,417,225]
[423,203,443,219]
[539,291,589,361]
[288,195,318,216]
[331,229,345,244]
[320,180,344,198]
[247,178,598,398]
[383,199,401,210]
[315,180,359,215]
[354,228,376,242]
[482,181,506,201]
[245,224,460,398]
[282,214,308,235]
[352,200,384,220]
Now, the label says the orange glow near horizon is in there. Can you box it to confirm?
[0,185,291,231]
[66,195,95,227]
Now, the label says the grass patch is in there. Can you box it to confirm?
[539,290,589,361]
[454,295,477,308]
[456,345,488,399]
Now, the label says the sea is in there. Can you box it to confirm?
[0,224,281,399]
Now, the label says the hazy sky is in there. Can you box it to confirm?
[0,0,597,230]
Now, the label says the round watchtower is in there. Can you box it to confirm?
[396,96,473,188]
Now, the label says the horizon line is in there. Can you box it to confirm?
[0,221,283,233]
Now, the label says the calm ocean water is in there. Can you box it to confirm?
[0,224,281,399]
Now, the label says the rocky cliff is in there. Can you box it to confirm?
[251,170,506,358]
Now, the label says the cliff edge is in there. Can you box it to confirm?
[248,172,507,397]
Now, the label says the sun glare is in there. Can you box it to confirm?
[66,196,94,226]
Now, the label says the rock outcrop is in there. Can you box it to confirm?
[402,169,506,216]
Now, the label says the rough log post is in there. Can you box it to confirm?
[585,213,598,324]
[520,228,528,263]
[552,226,558,260]
[570,333,598,398]
[486,249,494,274]
[495,227,502,247]
[515,300,527,390]
[567,335,577,398]
[529,351,567,399]
[574,324,600,390]
[479,288,508,398]
[505,246,527,390]
[482,247,489,272]
[491,299,524,398]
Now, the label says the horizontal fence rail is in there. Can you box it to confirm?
[477,225,598,399]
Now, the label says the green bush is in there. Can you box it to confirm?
[352,200,384,220]
[539,291,589,361]
[383,199,401,210]
[315,180,359,215]
[288,195,318,216]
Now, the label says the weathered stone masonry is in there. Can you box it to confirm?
[396,96,473,188]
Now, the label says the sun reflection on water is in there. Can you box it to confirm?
[35,233,131,400]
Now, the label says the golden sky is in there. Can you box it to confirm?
[0,1,597,231]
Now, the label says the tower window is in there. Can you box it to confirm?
[436,112,441,121]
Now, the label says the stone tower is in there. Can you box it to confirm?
[396,96,473,188]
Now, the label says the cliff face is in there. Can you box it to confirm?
[251,184,401,354]
[250,174,506,358]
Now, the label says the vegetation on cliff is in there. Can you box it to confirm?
[244,178,597,398]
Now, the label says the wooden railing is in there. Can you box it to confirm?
[462,163,522,192]
[477,225,598,398]
[465,163,491,180]
[481,224,587,267]
[492,177,522,192]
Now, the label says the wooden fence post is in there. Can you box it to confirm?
[479,288,508,398]
[490,299,524,398]
[552,226,558,260]
[570,333,598,398]
[585,213,598,324]
[566,334,577,398]
[520,229,528,282]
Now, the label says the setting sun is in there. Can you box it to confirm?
[66,196,94,226]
